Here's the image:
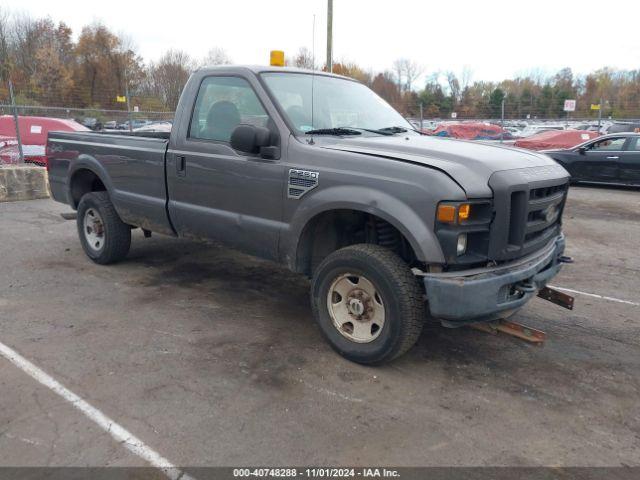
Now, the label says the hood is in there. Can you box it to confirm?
[318,135,560,197]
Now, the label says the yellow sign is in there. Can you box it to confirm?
[270,50,285,67]
[590,104,600,110]
[116,95,127,103]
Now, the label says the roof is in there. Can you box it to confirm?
[514,129,601,151]
[596,132,640,139]
[195,65,354,81]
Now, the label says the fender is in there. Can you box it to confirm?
[67,154,116,207]
[283,184,446,270]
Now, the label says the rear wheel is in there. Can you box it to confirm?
[77,191,131,264]
[311,244,425,364]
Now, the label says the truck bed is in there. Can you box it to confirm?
[47,131,173,234]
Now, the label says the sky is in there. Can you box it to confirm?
[2,0,639,84]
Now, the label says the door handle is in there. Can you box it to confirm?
[176,155,186,176]
[606,156,619,159]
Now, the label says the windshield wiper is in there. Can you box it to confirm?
[331,126,395,136]
[305,127,362,136]
[378,126,408,133]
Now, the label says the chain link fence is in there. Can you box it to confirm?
[0,80,174,165]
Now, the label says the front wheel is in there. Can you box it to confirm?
[77,191,131,264]
[311,244,425,364]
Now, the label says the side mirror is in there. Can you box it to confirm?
[230,124,278,159]
[578,146,587,155]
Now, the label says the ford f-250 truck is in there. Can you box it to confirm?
[47,66,571,364]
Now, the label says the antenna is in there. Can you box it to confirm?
[310,14,316,144]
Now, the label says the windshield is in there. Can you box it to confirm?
[261,72,414,134]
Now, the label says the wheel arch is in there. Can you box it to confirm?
[68,158,114,209]
[285,187,444,275]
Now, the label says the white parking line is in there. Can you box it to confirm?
[0,341,194,480]
[549,285,640,307]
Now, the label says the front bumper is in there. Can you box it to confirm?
[423,234,566,324]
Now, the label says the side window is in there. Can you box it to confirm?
[628,137,640,151]
[189,76,269,142]
[589,137,626,151]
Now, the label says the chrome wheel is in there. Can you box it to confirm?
[326,273,385,343]
[83,208,105,252]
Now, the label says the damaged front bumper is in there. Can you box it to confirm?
[423,234,567,324]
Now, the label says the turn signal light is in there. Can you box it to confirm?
[437,203,472,223]
[437,205,456,223]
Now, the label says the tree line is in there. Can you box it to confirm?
[1,10,639,120]
[0,11,231,112]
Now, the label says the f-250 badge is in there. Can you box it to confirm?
[288,169,319,199]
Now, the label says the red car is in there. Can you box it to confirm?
[0,116,88,166]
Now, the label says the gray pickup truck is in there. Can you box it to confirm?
[47,66,571,364]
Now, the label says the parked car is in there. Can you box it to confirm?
[103,121,118,129]
[47,66,571,364]
[133,121,172,133]
[118,119,152,130]
[0,116,88,166]
[429,122,513,140]
[514,129,600,151]
[603,122,640,134]
[513,124,565,138]
[544,133,640,186]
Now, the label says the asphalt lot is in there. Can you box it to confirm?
[0,186,639,468]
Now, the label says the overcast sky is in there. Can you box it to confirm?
[3,0,639,84]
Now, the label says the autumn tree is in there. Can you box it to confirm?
[73,23,144,108]
[370,71,402,112]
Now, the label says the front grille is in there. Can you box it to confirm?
[529,183,566,200]
[487,166,569,261]
[522,184,566,246]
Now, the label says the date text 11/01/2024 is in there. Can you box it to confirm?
[232,468,400,477]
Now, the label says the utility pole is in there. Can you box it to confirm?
[420,102,424,132]
[326,0,333,72]
[125,83,133,133]
[8,80,24,163]
[500,98,505,143]
[598,97,602,129]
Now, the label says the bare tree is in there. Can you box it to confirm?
[393,58,423,92]
[290,47,315,70]
[446,71,461,103]
[0,8,11,81]
[202,47,231,67]
[144,50,196,110]
[461,66,473,90]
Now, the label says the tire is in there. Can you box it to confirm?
[311,244,425,365]
[76,191,131,265]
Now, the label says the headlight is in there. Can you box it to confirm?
[457,234,467,256]
[435,200,493,264]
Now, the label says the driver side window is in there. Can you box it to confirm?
[590,137,626,151]
[189,76,269,143]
